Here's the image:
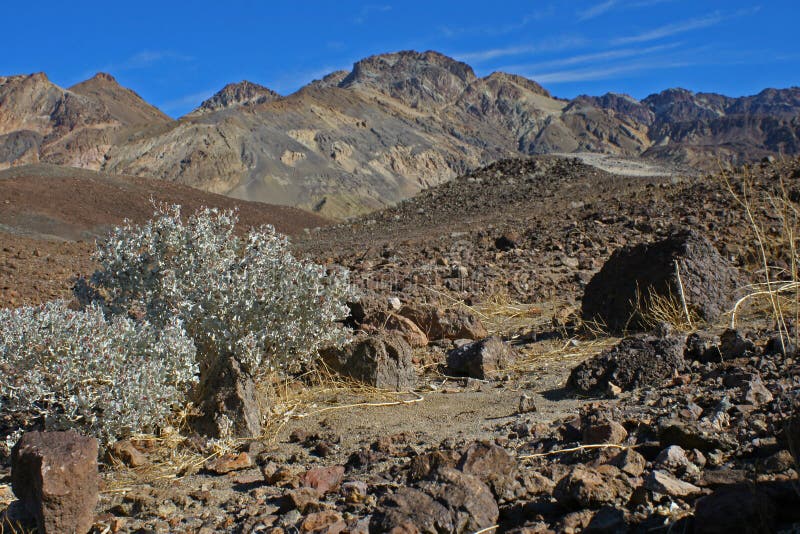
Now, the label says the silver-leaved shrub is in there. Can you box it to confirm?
[0,301,197,444]
[75,205,353,375]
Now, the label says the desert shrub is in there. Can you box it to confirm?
[0,300,197,444]
[75,205,353,375]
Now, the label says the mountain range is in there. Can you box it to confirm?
[1,50,798,218]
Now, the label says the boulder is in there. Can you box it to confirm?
[446,336,519,379]
[191,355,263,438]
[322,332,417,390]
[372,467,498,533]
[693,484,777,534]
[583,419,628,445]
[11,430,99,534]
[457,441,519,500]
[365,311,429,348]
[554,465,634,509]
[581,230,744,333]
[301,465,345,496]
[568,334,686,394]
[398,304,488,340]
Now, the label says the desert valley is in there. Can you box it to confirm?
[2,7,800,533]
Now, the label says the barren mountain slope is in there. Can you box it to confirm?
[0,164,330,307]
[1,52,798,219]
[69,72,173,126]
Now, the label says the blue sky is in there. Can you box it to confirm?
[5,1,799,117]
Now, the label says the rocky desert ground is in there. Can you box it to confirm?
[2,151,800,533]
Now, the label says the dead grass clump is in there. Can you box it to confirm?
[721,161,800,352]
[639,286,701,332]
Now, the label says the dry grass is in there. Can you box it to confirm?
[102,361,423,492]
[639,286,701,332]
[721,162,800,352]
[472,290,552,335]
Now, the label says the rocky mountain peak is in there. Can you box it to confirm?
[480,72,551,98]
[340,50,477,108]
[88,72,118,84]
[69,73,170,126]
[194,81,281,114]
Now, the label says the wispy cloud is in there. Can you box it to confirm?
[499,42,683,72]
[613,12,724,44]
[529,59,693,83]
[353,4,391,24]
[577,0,618,21]
[612,7,759,45]
[454,35,588,63]
[577,0,680,21]
[440,6,555,38]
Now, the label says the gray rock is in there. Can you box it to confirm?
[645,470,702,498]
[191,355,262,438]
[446,336,519,379]
[323,332,417,391]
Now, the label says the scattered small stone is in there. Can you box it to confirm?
[205,452,253,474]
[644,470,701,498]
[513,394,535,414]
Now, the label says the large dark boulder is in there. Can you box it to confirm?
[581,230,744,333]
[568,334,686,394]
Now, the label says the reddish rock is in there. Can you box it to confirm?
[457,441,519,500]
[554,465,634,509]
[301,465,345,495]
[205,452,253,474]
[300,510,347,533]
[11,430,100,534]
[107,440,149,468]
[607,448,646,477]
[398,304,488,341]
[583,419,628,445]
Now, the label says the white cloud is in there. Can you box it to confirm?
[577,0,618,21]
[103,50,195,73]
[454,36,588,63]
[439,6,556,38]
[353,4,392,24]
[529,59,692,83]
[610,8,759,45]
[499,42,683,72]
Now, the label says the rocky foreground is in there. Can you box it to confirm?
[2,156,800,532]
